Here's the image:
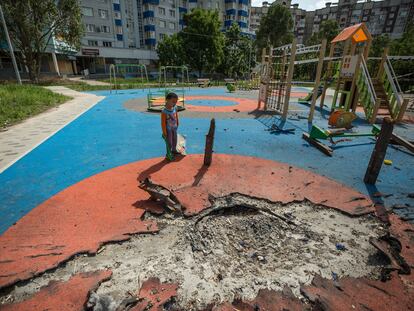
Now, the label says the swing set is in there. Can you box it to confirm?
[109,64,149,94]
[147,66,189,112]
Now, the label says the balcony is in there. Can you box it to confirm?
[225,0,236,3]
[238,10,248,17]
[113,3,121,11]
[117,34,123,41]
[143,11,155,18]
[143,0,160,4]
[115,19,122,26]
[144,24,156,31]
[145,38,156,45]
[224,20,233,27]
[238,21,247,28]
[238,0,248,5]
[179,19,185,25]
[179,7,187,13]
[226,9,236,15]
[189,0,197,2]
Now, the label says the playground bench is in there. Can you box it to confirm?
[197,79,211,88]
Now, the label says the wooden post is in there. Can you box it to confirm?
[268,45,274,79]
[364,117,394,184]
[320,43,335,108]
[376,47,389,80]
[204,118,215,166]
[363,39,372,61]
[349,53,363,112]
[277,51,287,107]
[261,48,266,65]
[308,39,327,122]
[282,38,297,120]
[396,98,409,123]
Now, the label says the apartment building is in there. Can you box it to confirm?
[141,0,252,48]
[250,0,414,44]
[2,0,253,78]
[78,0,157,75]
[250,1,269,33]
[80,1,252,51]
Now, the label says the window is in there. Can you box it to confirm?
[114,11,121,19]
[103,41,112,47]
[85,24,95,32]
[169,22,175,30]
[113,0,120,3]
[159,33,167,40]
[116,26,123,34]
[101,25,110,33]
[170,9,175,17]
[88,40,98,46]
[159,7,166,15]
[98,9,108,18]
[159,20,166,28]
[82,7,93,16]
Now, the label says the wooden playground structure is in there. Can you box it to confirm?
[258,23,409,125]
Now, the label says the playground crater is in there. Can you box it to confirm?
[3,194,388,310]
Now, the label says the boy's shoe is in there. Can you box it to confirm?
[172,150,181,155]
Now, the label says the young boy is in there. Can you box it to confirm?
[161,93,179,159]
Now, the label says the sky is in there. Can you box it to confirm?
[250,0,345,11]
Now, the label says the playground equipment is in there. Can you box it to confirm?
[328,110,357,129]
[303,123,381,157]
[109,64,149,94]
[309,124,380,140]
[258,39,335,121]
[158,66,190,88]
[259,23,410,124]
[147,66,189,112]
[319,23,409,124]
[147,88,186,112]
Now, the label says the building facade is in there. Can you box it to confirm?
[77,0,252,75]
[250,0,414,44]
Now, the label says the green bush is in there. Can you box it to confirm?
[226,83,236,92]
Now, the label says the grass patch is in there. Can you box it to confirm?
[0,85,71,128]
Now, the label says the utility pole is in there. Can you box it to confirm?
[0,4,22,85]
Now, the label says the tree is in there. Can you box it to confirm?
[389,23,414,91]
[180,9,224,76]
[369,34,391,57]
[307,20,340,46]
[156,34,184,66]
[221,22,255,78]
[255,3,293,51]
[390,22,414,56]
[1,0,83,82]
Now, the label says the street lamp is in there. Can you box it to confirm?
[0,4,22,84]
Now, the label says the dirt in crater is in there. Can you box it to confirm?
[1,194,388,310]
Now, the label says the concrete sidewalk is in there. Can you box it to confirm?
[0,86,104,173]
[68,76,110,86]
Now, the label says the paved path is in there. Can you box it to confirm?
[0,86,104,173]
[68,76,110,86]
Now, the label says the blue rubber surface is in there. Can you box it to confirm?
[0,87,413,234]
